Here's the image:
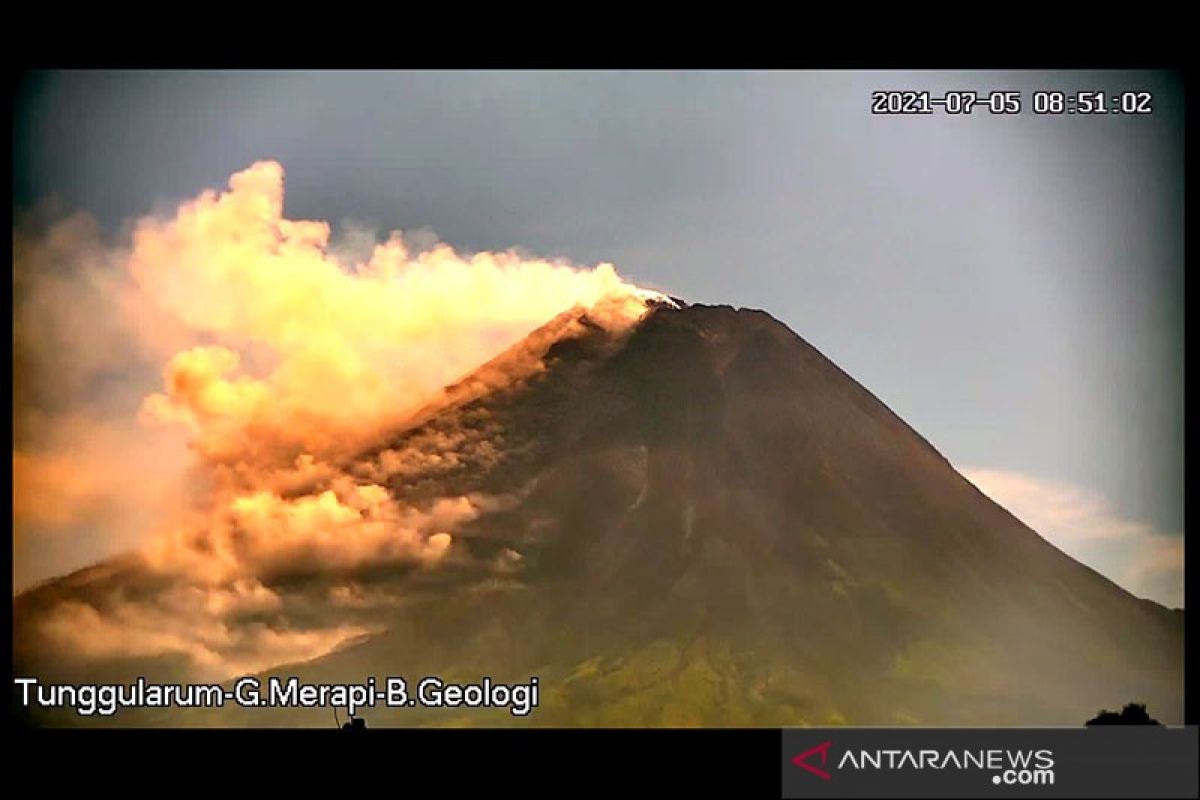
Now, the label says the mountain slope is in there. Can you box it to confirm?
[13,302,1184,726]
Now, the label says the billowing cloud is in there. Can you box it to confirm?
[144,481,474,586]
[36,586,374,681]
[960,467,1184,608]
[14,161,665,678]
[126,160,652,470]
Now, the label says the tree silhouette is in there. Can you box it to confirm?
[1086,703,1160,726]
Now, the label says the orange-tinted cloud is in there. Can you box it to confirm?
[126,161,651,471]
[14,161,666,677]
[37,589,373,681]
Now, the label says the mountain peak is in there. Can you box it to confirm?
[13,293,1184,728]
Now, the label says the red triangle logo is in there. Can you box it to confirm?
[791,741,833,781]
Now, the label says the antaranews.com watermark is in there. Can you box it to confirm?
[13,676,539,717]
[781,727,1199,798]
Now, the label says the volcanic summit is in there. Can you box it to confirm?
[14,300,1184,726]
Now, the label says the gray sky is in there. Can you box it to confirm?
[13,70,1184,605]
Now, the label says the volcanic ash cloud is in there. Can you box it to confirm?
[14,160,665,679]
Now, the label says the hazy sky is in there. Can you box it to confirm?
[12,70,1184,606]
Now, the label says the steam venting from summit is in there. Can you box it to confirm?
[13,161,666,677]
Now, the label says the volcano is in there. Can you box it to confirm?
[13,300,1184,726]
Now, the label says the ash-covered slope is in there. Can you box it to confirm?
[14,302,1183,726]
